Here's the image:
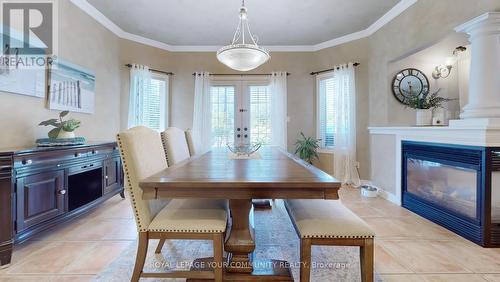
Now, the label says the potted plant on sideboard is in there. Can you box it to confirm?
[39,111,81,139]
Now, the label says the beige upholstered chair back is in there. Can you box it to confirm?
[161,127,191,165]
[185,129,196,156]
[117,126,169,232]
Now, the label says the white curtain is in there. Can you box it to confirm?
[333,63,360,186]
[128,64,151,128]
[192,72,212,154]
[270,72,288,149]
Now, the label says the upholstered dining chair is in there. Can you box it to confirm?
[117,126,227,282]
[161,127,191,165]
[156,127,229,255]
[185,129,196,156]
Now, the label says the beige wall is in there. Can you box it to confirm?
[119,38,371,177]
[368,0,500,127]
[312,152,334,176]
[0,0,121,148]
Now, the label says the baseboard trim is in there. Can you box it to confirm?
[377,189,401,205]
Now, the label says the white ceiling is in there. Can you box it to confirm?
[73,0,416,51]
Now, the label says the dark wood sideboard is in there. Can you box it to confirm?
[0,142,124,267]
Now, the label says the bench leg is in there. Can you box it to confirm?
[360,238,374,282]
[300,238,312,282]
[213,233,224,282]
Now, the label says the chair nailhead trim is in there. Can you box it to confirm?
[149,229,225,233]
[117,134,146,232]
[160,132,171,166]
[301,234,375,239]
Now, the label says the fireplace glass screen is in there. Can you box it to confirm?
[406,158,477,219]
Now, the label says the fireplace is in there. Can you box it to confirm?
[402,141,500,247]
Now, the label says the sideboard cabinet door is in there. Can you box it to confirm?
[103,158,120,194]
[16,170,65,232]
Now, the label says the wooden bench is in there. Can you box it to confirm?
[285,199,375,282]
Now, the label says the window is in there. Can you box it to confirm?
[317,75,335,149]
[211,85,235,147]
[142,76,168,131]
[129,73,169,131]
[249,85,272,145]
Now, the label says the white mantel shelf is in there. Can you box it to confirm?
[368,123,500,147]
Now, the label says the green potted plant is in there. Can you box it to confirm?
[39,111,81,139]
[405,89,454,126]
[294,132,320,164]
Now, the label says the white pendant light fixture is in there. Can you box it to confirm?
[217,0,270,72]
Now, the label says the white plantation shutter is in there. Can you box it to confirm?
[318,75,336,148]
[210,86,235,147]
[250,85,272,145]
[141,77,167,131]
[128,65,168,131]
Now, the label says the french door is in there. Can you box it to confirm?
[210,78,272,148]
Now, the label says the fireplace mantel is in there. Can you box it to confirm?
[369,123,500,147]
[368,124,500,205]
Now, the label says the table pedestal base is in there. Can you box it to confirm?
[187,258,293,281]
[252,199,273,210]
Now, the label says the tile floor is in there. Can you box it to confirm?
[1,186,500,281]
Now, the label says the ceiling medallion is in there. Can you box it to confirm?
[216,0,270,71]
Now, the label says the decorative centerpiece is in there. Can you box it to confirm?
[37,111,85,146]
[406,89,454,126]
[294,132,320,164]
[227,143,262,157]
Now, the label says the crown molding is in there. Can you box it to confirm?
[71,0,417,53]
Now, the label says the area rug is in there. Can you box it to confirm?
[95,200,364,282]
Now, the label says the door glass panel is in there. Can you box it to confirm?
[249,85,272,145]
[210,86,235,148]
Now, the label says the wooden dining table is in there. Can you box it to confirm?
[139,147,341,281]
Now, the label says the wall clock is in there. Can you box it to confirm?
[391,68,429,105]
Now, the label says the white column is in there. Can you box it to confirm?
[455,12,500,119]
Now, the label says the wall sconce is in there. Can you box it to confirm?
[432,64,452,79]
[432,46,467,79]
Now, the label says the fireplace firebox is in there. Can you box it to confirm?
[402,141,500,247]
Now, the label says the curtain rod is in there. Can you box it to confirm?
[192,72,291,76]
[125,64,174,75]
[310,62,360,75]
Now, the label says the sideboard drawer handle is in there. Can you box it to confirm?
[22,159,33,165]
[57,190,67,195]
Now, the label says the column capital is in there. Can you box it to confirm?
[455,12,500,36]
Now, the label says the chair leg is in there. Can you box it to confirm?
[360,238,374,282]
[213,233,224,282]
[155,238,166,254]
[132,232,149,282]
[300,238,312,282]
